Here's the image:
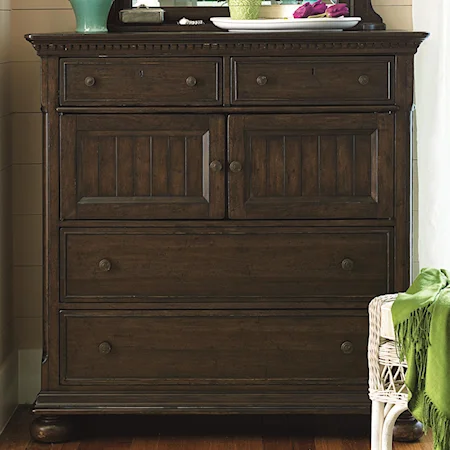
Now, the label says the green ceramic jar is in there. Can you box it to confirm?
[228,0,262,20]
[69,0,114,33]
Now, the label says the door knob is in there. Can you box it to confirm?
[229,161,242,173]
[209,160,223,172]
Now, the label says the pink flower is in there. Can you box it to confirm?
[326,3,349,17]
[293,0,327,18]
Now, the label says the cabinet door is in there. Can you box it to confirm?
[60,114,225,220]
[228,114,394,219]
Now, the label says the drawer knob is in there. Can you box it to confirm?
[341,258,354,271]
[256,75,268,86]
[341,341,354,355]
[98,258,112,272]
[229,161,243,173]
[209,160,223,173]
[98,341,112,355]
[84,76,96,87]
[358,75,370,86]
[185,76,197,87]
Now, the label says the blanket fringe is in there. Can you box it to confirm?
[423,392,450,450]
[394,304,433,390]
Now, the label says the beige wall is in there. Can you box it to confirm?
[12,0,74,404]
[10,0,415,403]
[0,0,17,432]
[373,0,412,31]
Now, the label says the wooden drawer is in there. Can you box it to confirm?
[60,309,368,386]
[231,57,393,105]
[61,227,392,306]
[60,58,222,106]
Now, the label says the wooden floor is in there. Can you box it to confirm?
[0,407,433,450]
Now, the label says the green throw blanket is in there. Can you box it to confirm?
[391,268,450,450]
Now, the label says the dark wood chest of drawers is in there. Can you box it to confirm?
[26,30,426,436]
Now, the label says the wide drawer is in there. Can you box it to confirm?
[60,58,222,106]
[61,227,392,305]
[60,309,368,386]
[231,57,393,105]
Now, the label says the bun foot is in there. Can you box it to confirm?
[30,416,77,443]
[393,411,424,442]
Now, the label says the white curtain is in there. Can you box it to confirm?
[414,0,450,269]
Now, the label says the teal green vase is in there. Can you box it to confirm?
[69,0,114,33]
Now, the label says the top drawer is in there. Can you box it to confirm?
[232,57,393,105]
[60,58,222,106]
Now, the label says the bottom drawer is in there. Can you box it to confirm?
[60,310,368,386]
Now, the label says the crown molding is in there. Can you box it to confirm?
[26,32,428,57]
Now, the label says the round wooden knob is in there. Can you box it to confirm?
[256,75,268,86]
[98,341,112,354]
[229,161,242,173]
[341,341,354,355]
[358,75,370,86]
[341,258,354,271]
[84,76,96,87]
[186,76,197,87]
[98,259,112,272]
[209,160,223,173]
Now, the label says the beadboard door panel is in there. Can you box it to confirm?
[228,113,394,220]
[60,114,226,220]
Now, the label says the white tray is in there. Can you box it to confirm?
[210,16,361,32]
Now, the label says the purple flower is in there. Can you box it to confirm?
[293,0,327,18]
[326,3,349,17]
[310,0,327,14]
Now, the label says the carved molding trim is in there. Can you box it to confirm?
[30,38,426,56]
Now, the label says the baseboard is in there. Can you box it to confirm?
[18,349,41,405]
[0,351,18,434]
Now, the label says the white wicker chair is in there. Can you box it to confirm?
[368,294,409,450]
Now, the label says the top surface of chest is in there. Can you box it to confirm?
[27,30,427,57]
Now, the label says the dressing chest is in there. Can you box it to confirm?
[26,10,426,441]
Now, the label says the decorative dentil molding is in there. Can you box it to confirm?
[29,38,426,57]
